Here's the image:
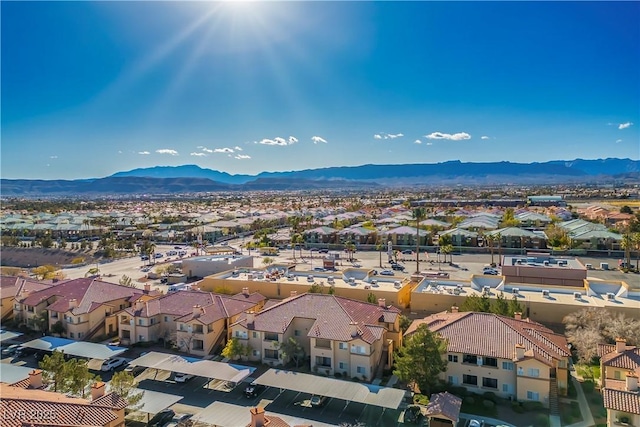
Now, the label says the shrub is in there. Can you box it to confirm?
[482,399,495,409]
[334,372,342,379]
[465,396,475,405]
[571,401,581,419]
[533,413,550,427]
[71,257,85,264]
[561,412,574,424]
[582,380,595,394]
[523,401,544,411]
[414,394,430,405]
[511,402,524,413]
[483,391,497,402]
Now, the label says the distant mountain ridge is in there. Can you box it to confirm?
[1,158,638,196]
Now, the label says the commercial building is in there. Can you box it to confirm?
[181,254,254,278]
[501,255,586,287]
[405,310,571,408]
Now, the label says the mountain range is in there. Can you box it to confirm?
[1,158,638,196]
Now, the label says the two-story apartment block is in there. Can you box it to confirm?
[405,309,571,408]
[598,339,640,427]
[229,293,402,381]
[14,277,156,340]
[0,275,54,322]
[118,288,265,357]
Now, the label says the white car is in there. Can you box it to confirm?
[100,357,127,371]
[174,373,194,383]
[380,270,394,276]
[483,268,499,275]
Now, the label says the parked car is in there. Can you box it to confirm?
[141,255,149,261]
[154,253,164,258]
[310,395,327,407]
[402,250,413,255]
[1,344,21,357]
[380,270,394,276]
[124,364,145,376]
[165,413,192,427]
[148,409,175,427]
[174,373,194,383]
[174,246,182,250]
[391,264,405,271]
[244,382,266,398]
[318,248,329,253]
[100,357,127,371]
[483,267,499,275]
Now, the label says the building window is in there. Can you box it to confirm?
[614,371,622,380]
[252,350,260,357]
[294,330,301,336]
[164,316,169,322]
[264,349,279,360]
[193,340,204,351]
[339,362,348,370]
[69,332,74,339]
[252,332,258,338]
[339,342,348,350]
[356,366,366,374]
[448,354,458,363]
[527,391,539,401]
[78,332,84,339]
[448,376,459,385]
[463,375,478,386]
[138,319,143,326]
[150,318,155,325]
[316,339,331,349]
[50,312,58,319]
[351,345,367,355]
[502,361,514,370]
[138,335,144,342]
[122,330,131,339]
[193,325,204,334]
[484,357,498,367]
[517,367,524,376]
[264,332,279,342]
[463,354,478,364]
[315,356,331,367]
[527,368,540,378]
[234,330,248,339]
[482,377,498,389]
[27,306,34,313]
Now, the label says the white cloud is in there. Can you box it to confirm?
[156,149,179,156]
[201,147,213,153]
[190,152,207,157]
[374,132,404,140]
[481,136,490,140]
[616,139,623,143]
[414,139,422,144]
[234,146,243,151]
[138,151,150,155]
[235,154,251,159]
[118,150,123,154]
[214,147,234,153]
[311,136,327,144]
[274,137,287,145]
[426,142,433,146]
[50,155,58,159]
[288,136,298,144]
[374,134,383,139]
[425,132,471,141]
[619,122,633,130]
[257,137,290,146]
[388,133,403,139]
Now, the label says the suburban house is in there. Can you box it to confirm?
[228,293,402,381]
[0,275,54,322]
[118,288,265,356]
[13,277,158,340]
[405,310,571,408]
[1,370,126,427]
[598,339,640,427]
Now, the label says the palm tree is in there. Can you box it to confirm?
[375,238,384,268]
[633,232,640,271]
[412,207,426,273]
[621,231,633,270]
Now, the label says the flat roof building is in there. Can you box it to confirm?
[502,255,586,287]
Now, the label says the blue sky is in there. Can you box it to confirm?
[2,1,638,180]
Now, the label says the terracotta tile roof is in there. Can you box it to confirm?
[0,276,54,300]
[406,311,570,367]
[19,278,143,315]
[0,383,121,427]
[231,291,266,305]
[235,293,400,345]
[425,391,462,421]
[600,346,640,370]
[603,388,640,414]
[91,392,128,410]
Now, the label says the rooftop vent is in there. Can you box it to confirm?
[327,276,335,284]
[483,286,491,294]
[512,288,519,295]
[573,292,582,300]
[606,292,616,301]
[307,275,314,283]
[394,280,401,289]
[542,289,550,297]
[516,259,523,265]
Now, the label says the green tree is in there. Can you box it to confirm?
[491,292,510,316]
[460,293,491,313]
[275,337,306,368]
[621,231,633,270]
[27,310,50,334]
[508,295,524,317]
[393,324,448,395]
[33,264,59,280]
[119,275,133,287]
[500,208,520,228]
[222,337,247,360]
[366,292,377,304]
[63,358,99,398]
[110,371,144,410]
[262,256,274,266]
[308,283,323,294]
[412,207,426,273]
[39,350,68,392]
[620,205,633,214]
[399,314,412,333]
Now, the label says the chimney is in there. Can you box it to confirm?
[91,382,105,401]
[350,322,359,337]
[626,373,638,392]
[246,311,255,325]
[134,300,143,311]
[69,298,78,309]
[514,312,522,321]
[249,407,266,427]
[144,283,151,293]
[193,305,202,317]
[378,298,386,308]
[28,369,43,389]
[514,343,525,361]
[616,337,626,353]
[242,287,250,296]
[451,306,459,313]
[290,290,297,297]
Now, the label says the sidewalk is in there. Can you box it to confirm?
[564,371,595,427]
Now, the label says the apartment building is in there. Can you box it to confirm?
[2,370,126,427]
[118,288,265,356]
[0,275,54,321]
[13,277,156,340]
[598,339,640,427]
[406,310,571,408]
[229,293,401,381]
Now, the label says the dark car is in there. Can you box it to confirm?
[148,409,175,427]
[310,395,327,407]
[402,250,413,255]
[244,382,266,398]
[391,264,405,271]
[318,248,329,253]
[404,405,423,423]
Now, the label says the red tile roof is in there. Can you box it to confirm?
[235,293,400,344]
[600,345,640,371]
[0,276,54,300]
[406,311,570,366]
[603,388,640,415]
[425,391,462,421]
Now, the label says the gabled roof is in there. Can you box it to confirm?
[234,293,399,345]
[176,293,264,324]
[0,276,54,300]
[425,392,462,422]
[603,388,640,415]
[406,311,570,367]
[599,344,640,371]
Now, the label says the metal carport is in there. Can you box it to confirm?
[0,329,22,344]
[20,337,127,360]
[253,369,406,409]
[128,351,255,384]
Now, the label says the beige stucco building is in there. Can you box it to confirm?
[598,339,640,427]
[406,310,571,408]
[229,293,402,381]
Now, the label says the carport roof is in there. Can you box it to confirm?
[124,388,183,415]
[254,369,406,409]
[0,330,22,343]
[21,337,127,360]
[129,352,255,383]
[0,364,34,385]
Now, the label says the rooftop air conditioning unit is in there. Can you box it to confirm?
[394,281,402,288]
[364,285,371,290]
[512,288,519,295]
[371,279,377,285]
[516,259,523,265]
[573,292,582,300]
[606,292,615,301]
[348,277,355,284]
[542,290,550,297]
[327,276,335,284]
[307,275,314,282]
[247,273,254,281]
[483,286,491,294]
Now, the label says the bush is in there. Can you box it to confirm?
[533,413,550,427]
[334,372,342,379]
[561,412,574,424]
[511,402,524,413]
[465,396,475,405]
[413,394,429,405]
[482,399,495,409]
[483,391,497,402]
[449,385,468,397]
[582,380,595,394]
[523,401,544,411]
[571,401,581,419]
